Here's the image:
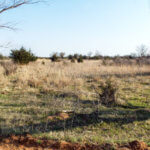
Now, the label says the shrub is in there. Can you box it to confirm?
[42,61,45,65]
[71,58,76,63]
[98,79,118,107]
[77,56,83,63]
[10,47,37,64]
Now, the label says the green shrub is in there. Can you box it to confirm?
[10,47,37,64]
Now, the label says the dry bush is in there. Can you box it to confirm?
[0,61,17,76]
[136,58,150,66]
[71,58,76,63]
[98,79,118,106]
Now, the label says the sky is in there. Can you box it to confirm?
[0,0,150,57]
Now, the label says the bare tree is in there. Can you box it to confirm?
[0,0,40,29]
[60,52,65,59]
[136,44,148,57]
[87,51,92,59]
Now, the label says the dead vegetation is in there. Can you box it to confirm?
[0,59,149,94]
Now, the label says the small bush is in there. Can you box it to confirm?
[77,56,83,63]
[98,79,118,107]
[42,61,45,65]
[10,47,37,64]
[71,58,76,63]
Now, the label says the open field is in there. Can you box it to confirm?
[0,59,150,149]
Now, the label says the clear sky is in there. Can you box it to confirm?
[0,0,150,57]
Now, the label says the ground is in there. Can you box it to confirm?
[0,59,150,149]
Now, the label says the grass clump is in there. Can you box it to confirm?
[10,47,37,64]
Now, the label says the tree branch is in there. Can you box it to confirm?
[0,0,42,30]
[0,0,40,14]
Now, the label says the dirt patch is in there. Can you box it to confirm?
[47,112,71,121]
[129,141,149,150]
[0,135,149,150]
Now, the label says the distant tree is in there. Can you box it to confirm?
[60,52,65,59]
[68,55,73,60]
[50,53,58,62]
[130,53,137,57]
[82,55,88,59]
[87,51,92,59]
[74,53,79,59]
[77,55,83,63]
[0,53,4,59]
[93,50,102,59]
[136,44,148,57]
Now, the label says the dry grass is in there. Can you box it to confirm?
[0,59,150,144]
[0,59,149,94]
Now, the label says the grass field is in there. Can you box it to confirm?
[0,59,150,146]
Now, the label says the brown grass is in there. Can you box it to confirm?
[0,59,149,94]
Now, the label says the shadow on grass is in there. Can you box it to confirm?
[1,107,150,136]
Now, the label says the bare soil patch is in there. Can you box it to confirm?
[0,135,149,150]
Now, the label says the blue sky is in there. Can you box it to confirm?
[0,0,150,56]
